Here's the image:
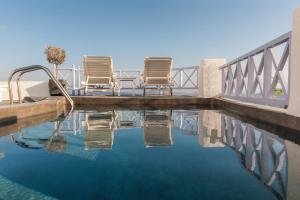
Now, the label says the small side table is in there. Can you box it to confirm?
[116,77,136,96]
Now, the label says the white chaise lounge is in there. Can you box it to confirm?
[142,57,173,96]
[83,56,116,95]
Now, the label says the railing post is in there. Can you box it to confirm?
[288,7,300,116]
[179,70,183,88]
[72,64,76,96]
[77,66,81,95]
[236,61,242,96]
[247,56,254,97]
[263,49,272,99]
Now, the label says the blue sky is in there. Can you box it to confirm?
[0,0,299,80]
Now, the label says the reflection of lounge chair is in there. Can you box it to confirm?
[116,111,137,129]
[83,56,116,95]
[143,111,173,147]
[85,111,115,150]
[142,57,173,96]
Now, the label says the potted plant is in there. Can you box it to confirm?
[45,46,67,96]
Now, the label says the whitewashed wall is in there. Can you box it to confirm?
[0,81,50,102]
[287,7,300,117]
[198,59,226,98]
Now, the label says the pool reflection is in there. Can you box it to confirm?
[7,109,290,200]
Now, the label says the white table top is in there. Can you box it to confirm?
[116,77,136,81]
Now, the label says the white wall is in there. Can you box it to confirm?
[198,59,226,98]
[0,81,50,101]
[287,7,300,117]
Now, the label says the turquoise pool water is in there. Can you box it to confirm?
[0,109,298,200]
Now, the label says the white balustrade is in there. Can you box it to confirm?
[57,66,201,95]
[172,66,199,89]
[220,32,291,107]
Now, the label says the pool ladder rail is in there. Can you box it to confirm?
[7,65,74,109]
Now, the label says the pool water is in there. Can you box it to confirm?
[0,109,299,200]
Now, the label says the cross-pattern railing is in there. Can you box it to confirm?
[57,65,200,95]
[221,114,287,199]
[220,32,291,107]
[172,66,199,89]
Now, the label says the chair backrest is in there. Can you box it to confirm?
[83,56,113,84]
[144,57,172,84]
[143,110,173,147]
[85,112,115,149]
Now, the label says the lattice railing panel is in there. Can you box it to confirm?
[220,32,291,107]
[172,66,199,89]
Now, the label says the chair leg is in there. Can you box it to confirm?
[112,87,115,96]
[170,88,173,96]
[143,88,146,96]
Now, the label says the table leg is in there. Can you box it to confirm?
[132,81,136,96]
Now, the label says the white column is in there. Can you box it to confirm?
[287,8,300,116]
[53,64,57,78]
[198,59,226,98]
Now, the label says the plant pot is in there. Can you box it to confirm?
[48,79,67,96]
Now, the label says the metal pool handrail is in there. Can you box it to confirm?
[8,65,74,109]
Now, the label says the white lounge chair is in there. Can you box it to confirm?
[142,57,173,96]
[83,56,116,95]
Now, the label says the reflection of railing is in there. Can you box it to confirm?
[58,110,200,136]
[221,114,287,200]
[59,111,82,135]
[220,32,291,107]
[7,109,290,200]
[172,110,199,135]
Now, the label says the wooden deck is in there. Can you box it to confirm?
[71,96,213,107]
[1,95,300,134]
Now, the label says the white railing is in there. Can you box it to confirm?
[172,66,199,89]
[57,65,200,95]
[57,65,81,95]
[220,32,291,107]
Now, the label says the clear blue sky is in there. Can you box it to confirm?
[0,0,299,80]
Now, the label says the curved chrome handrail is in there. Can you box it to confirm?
[8,65,74,109]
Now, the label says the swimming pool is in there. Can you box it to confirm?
[0,109,299,200]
